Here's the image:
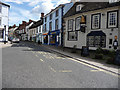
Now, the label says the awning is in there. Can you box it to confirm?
[87,31,106,36]
[43,33,48,35]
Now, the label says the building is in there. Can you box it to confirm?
[42,2,74,46]
[29,20,43,42]
[0,2,10,42]
[63,1,120,50]
[8,24,18,40]
[16,21,27,41]
[25,20,35,41]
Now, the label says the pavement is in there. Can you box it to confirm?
[41,44,120,75]
[2,41,120,88]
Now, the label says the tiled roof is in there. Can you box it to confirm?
[63,2,120,18]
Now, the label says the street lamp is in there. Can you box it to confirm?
[4,25,6,44]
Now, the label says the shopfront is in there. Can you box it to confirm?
[49,30,60,46]
[43,33,48,44]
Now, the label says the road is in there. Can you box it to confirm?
[2,42,119,88]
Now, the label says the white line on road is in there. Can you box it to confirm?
[40,59,44,62]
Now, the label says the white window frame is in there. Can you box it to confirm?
[107,10,118,28]
[68,19,74,31]
[55,19,59,30]
[75,17,81,30]
[91,13,101,29]
[68,31,77,41]
[76,5,81,12]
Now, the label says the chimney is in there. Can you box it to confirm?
[41,13,44,19]
[22,21,26,24]
[29,19,33,23]
[13,24,16,28]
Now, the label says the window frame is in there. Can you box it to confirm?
[49,22,52,31]
[0,4,2,13]
[56,9,59,17]
[91,13,101,29]
[107,10,118,28]
[75,16,81,31]
[55,19,59,30]
[0,17,1,26]
[50,14,52,20]
[68,19,74,31]
[67,31,78,41]
[87,36,106,48]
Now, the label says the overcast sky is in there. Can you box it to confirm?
[1,0,71,26]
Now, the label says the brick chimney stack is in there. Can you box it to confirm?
[41,13,44,19]
[22,21,26,24]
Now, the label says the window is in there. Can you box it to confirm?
[45,24,46,32]
[107,10,118,28]
[87,36,106,47]
[0,17,1,25]
[68,31,77,41]
[109,39,112,45]
[50,14,52,20]
[68,19,74,31]
[45,17,47,22]
[55,19,59,30]
[75,17,81,30]
[0,29,3,38]
[91,13,101,29]
[0,5,2,13]
[49,22,52,31]
[56,10,59,17]
[76,5,81,12]
[39,26,41,32]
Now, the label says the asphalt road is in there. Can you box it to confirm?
[2,41,119,88]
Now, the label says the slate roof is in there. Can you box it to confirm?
[63,2,120,18]
[29,20,43,29]
[0,1,10,7]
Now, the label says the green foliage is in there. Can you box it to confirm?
[95,54,104,60]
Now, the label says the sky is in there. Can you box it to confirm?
[1,0,71,26]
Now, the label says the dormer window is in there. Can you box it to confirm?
[76,4,84,12]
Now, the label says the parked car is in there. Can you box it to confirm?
[12,38,20,43]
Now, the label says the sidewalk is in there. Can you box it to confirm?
[0,41,12,48]
[41,44,120,75]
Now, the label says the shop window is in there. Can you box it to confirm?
[87,31,106,48]
[55,19,59,30]
[75,17,81,31]
[109,39,112,45]
[91,13,101,29]
[107,10,118,28]
[68,31,77,41]
[87,36,106,47]
[68,19,74,31]
[0,29,3,38]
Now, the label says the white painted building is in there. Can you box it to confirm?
[63,1,120,50]
[0,2,10,42]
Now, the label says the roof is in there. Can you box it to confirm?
[63,2,120,18]
[44,4,65,17]
[29,20,43,29]
[0,1,10,7]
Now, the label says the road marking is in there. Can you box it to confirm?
[59,70,72,73]
[49,66,56,72]
[91,69,104,72]
[35,55,38,57]
[67,57,119,77]
[40,59,44,62]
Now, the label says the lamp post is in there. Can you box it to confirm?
[4,25,6,44]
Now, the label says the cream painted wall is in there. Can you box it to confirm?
[64,6,119,50]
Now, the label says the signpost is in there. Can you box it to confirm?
[81,46,89,57]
